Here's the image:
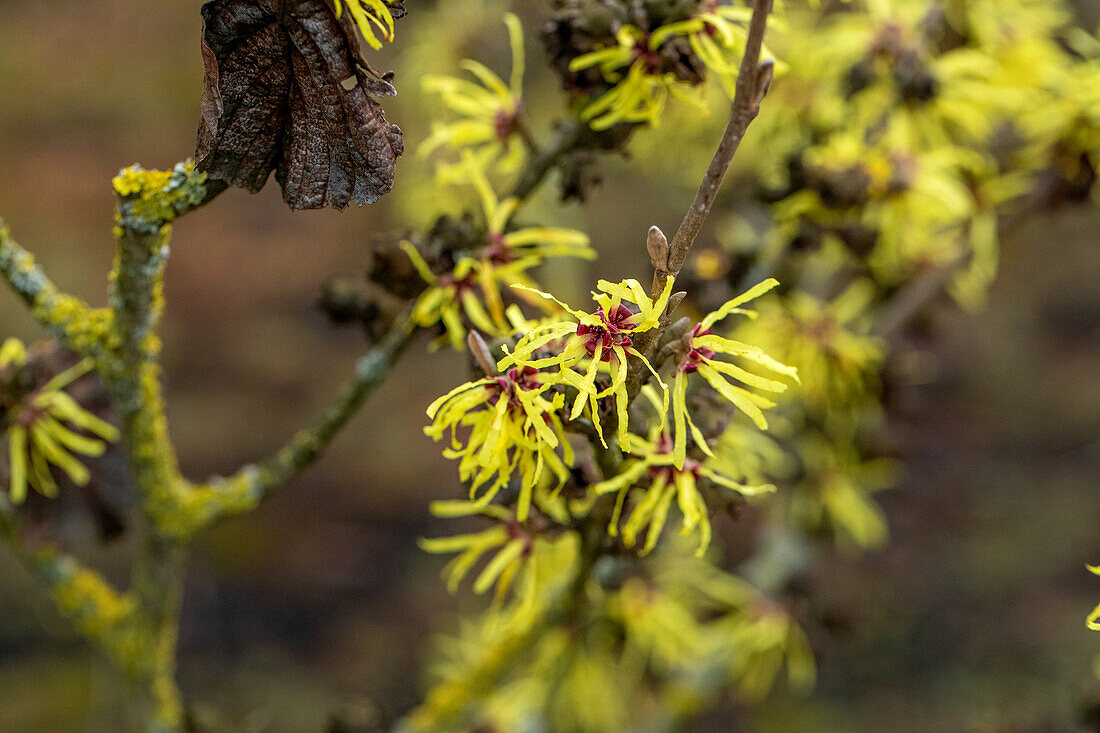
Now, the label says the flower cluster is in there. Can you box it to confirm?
[378,1,1100,727]
[499,277,674,448]
[421,273,796,567]
[744,0,1099,298]
[419,536,813,730]
[402,163,593,350]
[555,1,777,129]
[420,13,529,182]
[592,425,774,557]
[0,339,118,504]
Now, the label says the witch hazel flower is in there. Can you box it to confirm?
[425,362,574,521]
[401,162,592,352]
[0,339,119,504]
[401,245,517,350]
[670,278,798,469]
[420,13,530,180]
[498,277,675,449]
[418,512,542,600]
[592,426,775,558]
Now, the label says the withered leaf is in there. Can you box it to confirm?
[196,0,404,210]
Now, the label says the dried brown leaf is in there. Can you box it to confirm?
[196,0,404,210]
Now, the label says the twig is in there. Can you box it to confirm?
[508,119,585,204]
[190,314,415,526]
[871,262,960,338]
[660,2,774,294]
[627,0,775,395]
[0,220,112,361]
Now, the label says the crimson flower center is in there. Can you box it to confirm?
[439,270,477,294]
[488,366,539,409]
[649,433,701,479]
[632,36,663,75]
[493,106,520,143]
[576,304,636,362]
[679,323,715,374]
[482,232,512,264]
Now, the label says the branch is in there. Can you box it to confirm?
[4,162,224,732]
[871,262,960,338]
[627,0,775,396]
[661,0,774,292]
[0,498,147,676]
[508,119,585,204]
[185,315,415,530]
[0,219,113,360]
[103,164,220,531]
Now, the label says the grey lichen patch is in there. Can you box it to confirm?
[113,162,211,235]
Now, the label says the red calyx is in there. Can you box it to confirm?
[631,35,663,75]
[577,304,636,362]
[483,232,513,265]
[679,323,715,374]
[493,106,520,143]
[439,270,477,294]
[488,366,539,409]
[648,433,702,479]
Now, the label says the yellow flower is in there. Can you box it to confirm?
[1089,565,1100,631]
[653,3,782,94]
[569,25,702,130]
[400,165,592,351]
[333,0,397,50]
[418,521,528,598]
[567,6,779,130]
[735,279,883,412]
[592,426,775,557]
[712,598,817,701]
[401,246,516,350]
[614,552,816,699]
[1,339,119,504]
[421,13,530,180]
[418,513,572,603]
[792,430,896,549]
[425,365,573,521]
[498,277,675,449]
[671,279,798,469]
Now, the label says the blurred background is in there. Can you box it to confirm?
[0,0,1098,730]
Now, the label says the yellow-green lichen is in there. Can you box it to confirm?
[38,552,149,677]
[112,162,210,234]
[0,225,112,360]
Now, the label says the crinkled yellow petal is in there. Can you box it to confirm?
[7,426,28,504]
[697,364,770,429]
[591,460,650,496]
[700,278,780,330]
[473,539,525,594]
[399,240,438,285]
